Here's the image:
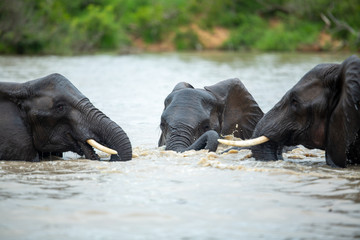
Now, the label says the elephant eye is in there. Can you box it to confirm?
[56,104,65,112]
[291,98,299,110]
[203,124,210,132]
[160,120,166,130]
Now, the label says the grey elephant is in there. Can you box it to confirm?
[220,55,360,168]
[0,73,132,161]
[159,78,264,152]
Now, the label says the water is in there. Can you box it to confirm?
[0,52,359,239]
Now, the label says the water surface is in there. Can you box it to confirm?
[0,52,359,239]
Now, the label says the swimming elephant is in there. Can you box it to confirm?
[159,78,264,152]
[219,55,360,168]
[0,73,132,161]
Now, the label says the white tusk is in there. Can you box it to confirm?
[218,136,269,147]
[86,139,118,155]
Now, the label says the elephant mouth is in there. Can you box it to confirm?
[65,132,117,160]
[77,140,99,160]
[75,139,117,160]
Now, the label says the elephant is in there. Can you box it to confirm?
[158,78,264,152]
[219,55,360,168]
[0,73,132,161]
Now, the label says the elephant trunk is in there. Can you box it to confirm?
[79,100,132,161]
[165,130,192,152]
[96,118,132,161]
[248,111,285,161]
[185,130,219,152]
[166,130,219,152]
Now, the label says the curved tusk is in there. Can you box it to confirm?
[218,136,269,147]
[86,139,118,155]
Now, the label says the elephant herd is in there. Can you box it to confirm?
[0,55,359,168]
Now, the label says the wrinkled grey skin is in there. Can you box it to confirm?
[0,73,132,161]
[252,55,360,168]
[159,78,263,152]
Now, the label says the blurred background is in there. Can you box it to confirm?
[0,0,359,55]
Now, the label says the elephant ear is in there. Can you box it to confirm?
[0,82,28,103]
[172,82,194,92]
[326,55,360,167]
[205,78,263,139]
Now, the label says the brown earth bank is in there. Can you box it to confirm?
[297,31,344,52]
[130,25,348,53]
[131,24,229,52]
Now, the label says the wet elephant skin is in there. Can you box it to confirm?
[0,73,132,161]
[251,55,360,168]
[159,78,263,152]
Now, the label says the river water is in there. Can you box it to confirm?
[0,52,359,239]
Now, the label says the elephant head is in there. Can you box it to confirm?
[219,55,360,168]
[159,78,263,152]
[0,73,132,161]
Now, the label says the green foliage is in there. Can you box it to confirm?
[188,0,261,28]
[0,0,49,54]
[256,25,314,51]
[0,0,358,54]
[173,29,200,50]
[223,15,267,50]
[126,5,166,43]
[255,21,321,51]
[68,4,128,52]
[118,0,189,43]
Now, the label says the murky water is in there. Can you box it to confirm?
[0,52,359,239]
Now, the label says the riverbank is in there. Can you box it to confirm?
[1,0,359,55]
[127,25,344,54]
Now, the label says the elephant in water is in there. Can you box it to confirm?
[0,73,132,161]
[220,55,360,168]
[159,78,264,152]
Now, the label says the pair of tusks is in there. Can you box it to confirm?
[86,139,118,155]
[218,136,269,147]
[86,136,269,155]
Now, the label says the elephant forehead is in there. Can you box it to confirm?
[44,77,84,100]
[33,95,54,108]
[166,98,213,117]
[56,84,85,102]
[163,89,216,123]
[171,89,216,105]
[165,104,208,117]
[162,104,210,125]
[293,78,324,102]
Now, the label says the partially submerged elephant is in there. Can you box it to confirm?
[159,78,263,152]
[0,73,132,161]
[220,55,360,168]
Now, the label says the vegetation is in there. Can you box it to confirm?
[0,0,359,54]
